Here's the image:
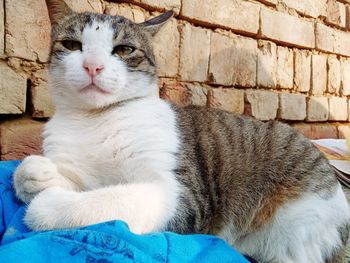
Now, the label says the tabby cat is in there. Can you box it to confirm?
[13,0,350,262]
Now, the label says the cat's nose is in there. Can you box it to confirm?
[83,62,104,77]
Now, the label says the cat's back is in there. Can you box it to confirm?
[171,104,341,233]
[173,104,335,189]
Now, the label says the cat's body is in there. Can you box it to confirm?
[13,1,350,262]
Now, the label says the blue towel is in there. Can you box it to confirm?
[0,160,248,262]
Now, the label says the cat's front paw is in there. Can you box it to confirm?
[24,187,78,231]
[13,155,64,204]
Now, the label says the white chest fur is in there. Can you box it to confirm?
[43,97,180,189]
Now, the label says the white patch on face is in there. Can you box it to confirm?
[50,18,156,110]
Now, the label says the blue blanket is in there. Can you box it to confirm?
[0,161,248,262]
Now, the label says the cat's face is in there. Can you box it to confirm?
[46,0,172,110]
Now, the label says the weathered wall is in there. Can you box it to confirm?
[1,0,350,160]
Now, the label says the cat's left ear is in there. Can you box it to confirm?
[46,0,74,25]
[140,11,174,36]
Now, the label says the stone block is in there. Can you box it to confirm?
[181,0,260,35]
[276,46,293,89]
[179,23,210,82]
[281,0,327,18]
[67,0,103,13]
[311,54,327,95]
[159,79,191,106]
[5,0,51,62]
[316,23,350,56]
[207,88,244,114]
[186,83,208,106]
[0,117,44,160]
[0,62,27,114]
[209,32,257,87]
[328,55,341,94]
[260,8,315,48]
[279,93,306,120]
[329,97,348,121]
[338,125,350,139]
[306,97,329,122]
[257,40,277,88]
[341,58,350,95]
[294,50,311,92]
[104,3,148,22]
[153,18,179,77]
[245,89,279,120]
[326,0,346,27]
[31,69,54,118]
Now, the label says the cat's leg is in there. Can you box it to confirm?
[13,155,80,203]
[234,184,350,263]
[24,181,178,233]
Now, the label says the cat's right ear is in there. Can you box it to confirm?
[46,0,73,25]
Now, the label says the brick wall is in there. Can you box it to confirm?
[1,0,350,160]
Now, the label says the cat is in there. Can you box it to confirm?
[13,0,350,262]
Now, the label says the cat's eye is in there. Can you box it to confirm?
[61,40,82,51]
[112,45,135,57]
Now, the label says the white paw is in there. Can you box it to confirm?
[24,187,78,231]
[13,155,65,204]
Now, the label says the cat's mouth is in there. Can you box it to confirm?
[79,84,111,94]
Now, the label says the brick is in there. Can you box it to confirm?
[276,46,293,89]
[329,97,348,121]
[328,55,341,94]
[159,80,191,106]
[257,40,277,88]
[5,0,51,62]
[31,69,54,118]
[179,23,210,82]
[315,23,350,56]
[186,83,208,106]
[326,0,346,27]
[306,97,329,122]
[311,54,327,95]
[341,58,350,95]
[292,123,338,139]
[0,62,27,114]
[105,3,148,22]
[208,88,244,114]
[260,8,315,48]
[0,118,44,160]
[279,93,306,120]
[209,32,257,87]
[0,0,4,57]
[153,18,179,77]
[338,125,350,139]
[245,90,279,121]
[281,0,327,18]
[66,0,103,13]
[127,0,181,13]
[294,50,311,92]
[181,0,260,36]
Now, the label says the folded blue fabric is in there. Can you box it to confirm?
[0,160,248,262]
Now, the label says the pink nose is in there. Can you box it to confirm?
[83,62,104,77]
